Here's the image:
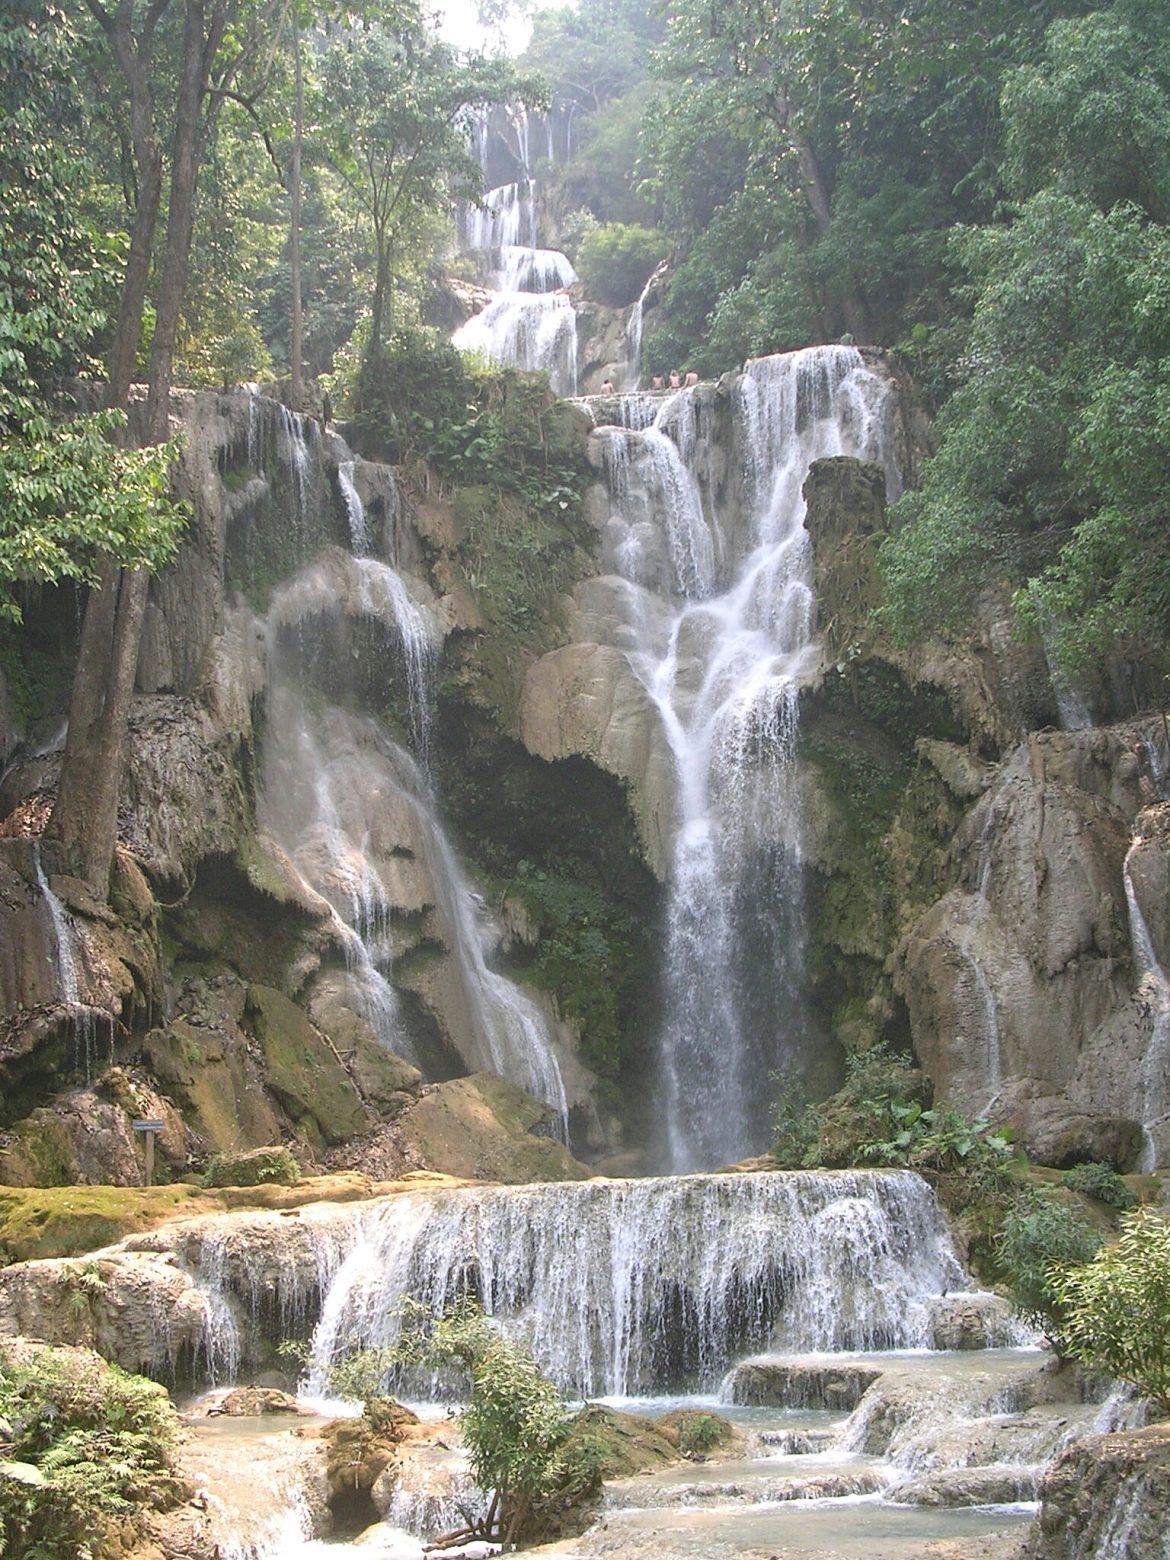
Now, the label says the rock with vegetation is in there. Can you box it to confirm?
[1026,1423,1170,1560]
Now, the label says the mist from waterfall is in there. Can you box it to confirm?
[598,347,900,1170]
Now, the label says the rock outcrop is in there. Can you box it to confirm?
[1026,1420,1170,1559]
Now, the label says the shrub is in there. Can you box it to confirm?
[0,1344,180,1558]
[394,1299,572,1547]
[1061,1160,1137,1210]
[201,1145,300,1188]
[574,222,666,307]
[995,1190,1102,1347]
[1051,1208,1170,1411]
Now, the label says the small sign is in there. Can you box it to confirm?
[132,1119,165,1133]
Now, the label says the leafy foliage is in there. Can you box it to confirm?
[994,1190,1103,1348]
[1061,1161,1137,1210]
[0,10,185,622]
[394,1300,573,1546]
[574,222,665,307]
[0,1344,180,1559]
[1051,1207,1170,1410]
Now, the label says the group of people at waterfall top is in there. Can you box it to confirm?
[597,368,698,394]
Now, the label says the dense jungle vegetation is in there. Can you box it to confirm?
[2,0,1168,819]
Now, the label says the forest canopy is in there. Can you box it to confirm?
[1,0,1168,676]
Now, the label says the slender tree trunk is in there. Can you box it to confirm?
[51,0,224,898]
[289,20,304,408]
[145,0,212,441]
[49,564,149,897]
[772,90,871,343]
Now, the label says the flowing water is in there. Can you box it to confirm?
[1122,839,1170,1169]
[256,441,568,1128]
[595,348,900,1170]
[453,109,580,392]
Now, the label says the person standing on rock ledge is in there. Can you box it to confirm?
[599,379,614,395]
[651,374,664,389]
[669,369,681,387]
[685,369,698,386]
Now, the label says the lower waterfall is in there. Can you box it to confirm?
[174,1170,965,1397]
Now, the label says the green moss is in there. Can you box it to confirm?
[0,1184,211,1262]
[1,1111,76,1187]
[247,983,371,1144]
[201,1145,300,1188]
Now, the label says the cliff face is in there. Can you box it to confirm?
[1,359,1167,1186]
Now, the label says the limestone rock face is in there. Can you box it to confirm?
[395,1073,591,1183]
[1026,1422,1170,1560]
[896,726,1167,1165]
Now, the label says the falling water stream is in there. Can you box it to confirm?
[596,348,900,1169]
[453,108,579,391]
[257,453,568,1128]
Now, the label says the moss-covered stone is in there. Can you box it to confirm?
[247,984,372,1145]
[561,1404,681,1480]
[201,1145,300,1188]
[396,1073,590,1183]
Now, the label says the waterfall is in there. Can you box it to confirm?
[623,273,654,390]
[260,537,568,1128]
[1122,840,1170,1170]
[598,348,899,1170]
[31,842,103,1080]
[453,110,579,394]
[168,1170,965,1399]
[337,460,368,554]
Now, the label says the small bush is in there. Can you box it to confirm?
[1051,1207,1170,1411]
[201,1145,300,1189]
[995,1191,1102,1348]
[677,1412,724,1457]
[574,222,666,307]
[0,1344,180,1557]
[1061,1161,1137,1210]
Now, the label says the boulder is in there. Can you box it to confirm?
[725,1357,881,1412]
[246,983,373,1146]
[1026,1422,1170,1560]
[395,1073,590,1183]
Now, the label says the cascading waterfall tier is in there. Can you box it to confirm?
[596,348,900,1171]
[174,1169,965,1398]
[453,106,579,393]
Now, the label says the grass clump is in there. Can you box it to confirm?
[1060,1160,1137,1210]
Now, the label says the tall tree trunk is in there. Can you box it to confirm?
[49,564,149,897]
[772,90,871,344]
[145,0,214,441]
[51,0,224,899]
[289,19,304,408]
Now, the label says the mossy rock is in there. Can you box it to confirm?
[562,1404,681,1480]
[0,1184,211,1263]
[656,1408,741,1459]
[247,984,372,1144]
[396,1074,590,1184]
[201,1145,300,1189]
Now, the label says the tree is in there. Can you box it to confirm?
[318,13,531,359]
[877,2,1170,673]
[47,0,284,899]
[994,1189,1102,1349]
[396,1300,572,1548]
[1050,1207,1170,1411]
[0,7,184,627]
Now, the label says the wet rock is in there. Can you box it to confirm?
[1026,1421,1170,1559]
[890,1464,1039,1507]
[201,1385,309,1416]
[927,1292,1022,1351]
[725,1357,881,1411]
